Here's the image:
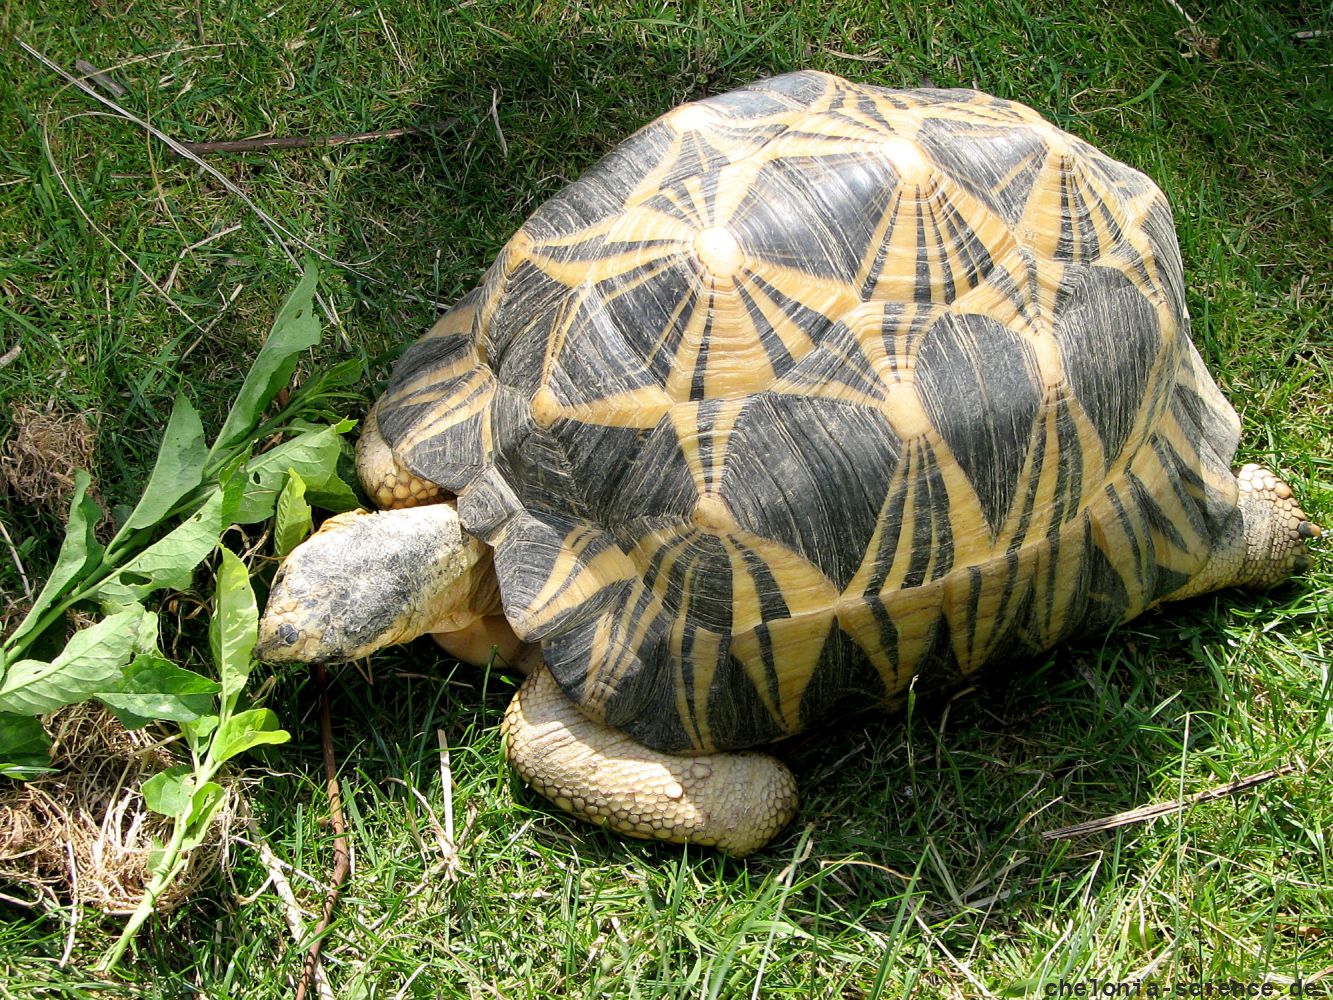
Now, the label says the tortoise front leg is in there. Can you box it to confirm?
[502,666,799,856]
[431,614,541,673]
[355,399,443,509]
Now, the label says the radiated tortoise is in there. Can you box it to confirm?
[257,71,1319,855]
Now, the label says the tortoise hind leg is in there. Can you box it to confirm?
[1231,464,1319,588]
[1168,465,1319,601]
[503,667,799,856]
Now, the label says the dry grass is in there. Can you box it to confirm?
[0,403,97,515]
[0,703,236,916]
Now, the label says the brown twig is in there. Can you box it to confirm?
[1041,763,1300,841]
[244,821,334,1000]
[295,664,351,1000]
[179,121,454,156]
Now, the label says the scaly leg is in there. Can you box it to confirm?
[503,666,799,856]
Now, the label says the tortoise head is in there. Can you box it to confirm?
[1235,464,1320,589]
[256,504,493,664]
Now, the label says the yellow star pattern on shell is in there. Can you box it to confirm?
[376,71,1243,754]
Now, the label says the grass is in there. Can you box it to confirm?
[1,0,1331,995]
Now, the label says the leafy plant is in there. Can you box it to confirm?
[0,263,356,773]
[95,548,291,971]
[0,263,361,966]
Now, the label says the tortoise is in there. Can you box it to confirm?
[257,71,1319,855]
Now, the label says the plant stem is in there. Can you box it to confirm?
[95,811,191,971]
[96,741,225,971]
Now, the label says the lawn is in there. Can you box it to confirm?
[1,1,1330,996]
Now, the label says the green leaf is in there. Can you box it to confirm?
[0,713,52,779]
[98,654,221,728]
[234,422,358,524]
[0,607,147,716]
[209,262,320,461]
[93,489,227,610]
[120,392,208,533]
[211,549,258,708]
[5,470,103,648]
[180,782,227,851]
[274,469,312,558]
[182,714,219,744]
[211,708,289,764]
[289,358,363,400]
[141,765,192,817]
[215,451,252,526]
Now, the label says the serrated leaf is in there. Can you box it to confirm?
[142,765,192,817]
[93,489,227,609]
[6,470,103,648]
[0,713,52,779]
[211,549,257,708]
[234,422,357,524]
[274,469,312,558]
[98,654,221,727]
[209,262,320,461]
[0,607,147,716]
[121,392,208,532]
[211,708,289,764]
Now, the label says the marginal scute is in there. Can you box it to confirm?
[375,71,1247,755]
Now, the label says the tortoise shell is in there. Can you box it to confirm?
[376,71,1242,753]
